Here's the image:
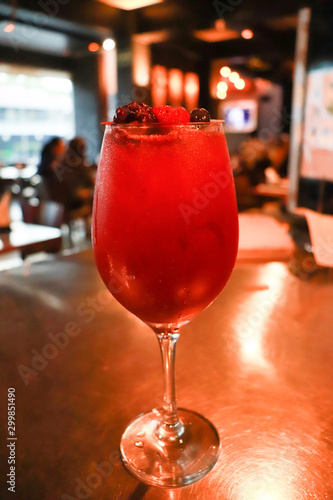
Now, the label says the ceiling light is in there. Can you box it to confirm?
[194,28,238,43]
[103,38,116,51]
[184,73,199,96]
[133,30,169,45]
[88,42,100,52]
[241,29,253,40]
[97,0,163,10]
[229,71,239,83]
[235,78,245,90]
[217,89,227,100]
[217,81,228,92]
[220,66,231,77]
[215,19,226,32]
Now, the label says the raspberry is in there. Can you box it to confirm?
[153,106,190,124]
[113,101,156,124]
[190,108,210,123]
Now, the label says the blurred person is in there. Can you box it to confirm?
[37,137,67,204]
[267,133,290,178]
[59,137,95,213]
[37,137,66,178]
[239,136,271,186]
[38,137,95,215]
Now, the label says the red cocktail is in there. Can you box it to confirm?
[92,117,238,488]
[93,122,238,328]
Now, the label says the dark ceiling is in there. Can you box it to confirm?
[0,0,301,39]
[0,0,305,82]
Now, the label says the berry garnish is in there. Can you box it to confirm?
[113,101,156,124]
[153,106,190,124]
[190,108,210,123]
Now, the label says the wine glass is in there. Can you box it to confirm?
[92,120,239,487]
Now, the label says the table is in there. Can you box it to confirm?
[0,250,332,499]
[0,221,62,256]
[255,180,289,199]
[0,165,38,180]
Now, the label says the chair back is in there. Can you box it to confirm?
[21,199,65,228]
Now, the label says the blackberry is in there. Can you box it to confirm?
[190,108,210,123]
[113,101,156,124]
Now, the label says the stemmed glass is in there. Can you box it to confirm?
[92,121,238,487]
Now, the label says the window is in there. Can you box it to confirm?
[0,65,75,166]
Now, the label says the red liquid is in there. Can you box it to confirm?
[93,123,238,327]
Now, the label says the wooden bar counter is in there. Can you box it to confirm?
[0,249,332,499]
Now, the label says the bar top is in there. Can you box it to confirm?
[1,249,333,499]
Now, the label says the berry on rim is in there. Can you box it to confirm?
[113,101,156,124]
[190,108,210,123]
[153,106,190,124]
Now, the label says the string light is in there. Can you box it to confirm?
[103,39,116,51]
[229,71,239,83]
[241,29,253,40]
[235,78,245,90]
[217,89,227,100]
[217,81,228,92]
[220,66,231,77]
[88,42,99,52]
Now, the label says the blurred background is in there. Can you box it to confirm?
[0,0,333,273]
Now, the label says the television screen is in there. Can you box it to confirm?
[222,99,258,133]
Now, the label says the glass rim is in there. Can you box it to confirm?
[103,119,224,129]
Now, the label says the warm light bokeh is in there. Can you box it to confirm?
[241,28,254,39]
[88,43,99,52]
[184,72,199,110]
[132,41,151,87]
[217,81,228,92]
[151,65,168,107]
[97,0,163,10]
[217,89,227,100]
[235,78,245,90]
[103,38,116,51]
[3,23,15,33]
[168,68,183,107]
[220,66,231,77]
[229,71,240,83]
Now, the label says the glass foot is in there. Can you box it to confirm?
[120,408,220,488]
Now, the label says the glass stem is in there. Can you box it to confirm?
[156,330,184,440]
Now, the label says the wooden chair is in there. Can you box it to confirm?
[18,199,64,259]
[20,199,65,228]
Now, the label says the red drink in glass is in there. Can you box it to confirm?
[93,122,238,328]
[92,119,238,487]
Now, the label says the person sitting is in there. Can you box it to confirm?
[37,137,67,204]
[37,137,66,178]
[239,137,271,187]
[57,137,95,215]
